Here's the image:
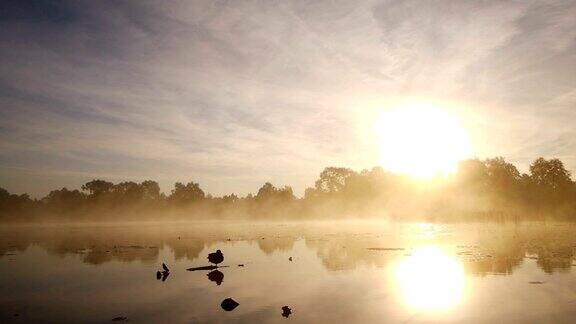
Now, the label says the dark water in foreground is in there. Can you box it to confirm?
[1,221,576,323]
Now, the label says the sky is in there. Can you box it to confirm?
[1,0,576,198]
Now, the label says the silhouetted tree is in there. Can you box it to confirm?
[42,187,86,214]
[82,180,114,199]
[314,167,356,194]
[220,194,238,203]
[256,182,295,202]
[111,181,145,204]
[256,182,275,200]
[341,167,392,200]
[529,158,574,210]
[530,158,572,190]
[141,180,161,200]
[0,187,34,219]
[484,157,522,205]
[0,187,10,207]
[169,182,205,205]
[2,156,576,222]
[485,157,521,188]
[456,159,489,194]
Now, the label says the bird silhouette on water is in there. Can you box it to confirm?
[208,250,224,265]
[156,262,170,281]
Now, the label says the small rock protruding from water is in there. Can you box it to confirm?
[288,257,292,261]
[238,264,244,267]
[221,298,239,311]
[156,271,161,280]
[281,306,292,318]
[111,316,128,322]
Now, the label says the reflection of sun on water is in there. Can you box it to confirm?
[375,101,472,178]
[395,246,465,311]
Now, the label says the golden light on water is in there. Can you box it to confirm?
[375,102,472,178]
[395,246,465,311]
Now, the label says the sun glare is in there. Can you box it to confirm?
[375,102,471,178]
[395,246,465,311]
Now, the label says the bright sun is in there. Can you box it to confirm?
[375,102,472,178]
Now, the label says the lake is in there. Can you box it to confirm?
[1,221,576,323]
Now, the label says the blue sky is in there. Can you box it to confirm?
[1,0,576,197]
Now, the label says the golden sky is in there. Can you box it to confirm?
[1,0,575,197]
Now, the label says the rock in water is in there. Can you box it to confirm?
[111,316,128,322]
[156,271,161,280]
[221,298,239,311]
[281,306,292,318]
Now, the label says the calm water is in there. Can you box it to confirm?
[1,221,576,323]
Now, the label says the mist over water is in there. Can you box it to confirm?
[3,157,576,223]
[2,220,576,323]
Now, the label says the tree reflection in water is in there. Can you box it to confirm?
[1,222,576,276]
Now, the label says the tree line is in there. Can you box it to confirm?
[1,157,575,222]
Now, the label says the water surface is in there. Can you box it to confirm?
[1,221,576,323]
